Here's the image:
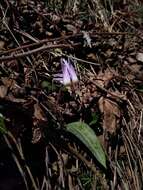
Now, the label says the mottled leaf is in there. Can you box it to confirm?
[66,121,106,168]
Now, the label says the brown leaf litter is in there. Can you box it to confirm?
[99,97,120,135]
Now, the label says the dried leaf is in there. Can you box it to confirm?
[19,0,28,6]
[87,53,97,61]
[98,97,120,134]
[34,103,47,121]
[96,68,115,87]
[126,57,136,64]
[129,64,142,73]
[136,52,143,62]
[65,24,77,34]
[0,40,5,50]
[0,85,8,98]
[106,49,113,57]
[31,127,42,144]
[1,77,16,88]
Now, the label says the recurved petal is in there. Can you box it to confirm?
[61,58,78,84]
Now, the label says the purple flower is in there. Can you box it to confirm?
[53,58,78,85]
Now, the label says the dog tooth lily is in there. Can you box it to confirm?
[53,58,78,85]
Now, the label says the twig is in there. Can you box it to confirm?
[0,31,133,56]
[63,53,100,66]
[0,34,76,55]
[50,51,100,66]
[90,79,127,102]
[14,29,39,43]
[0,44,74,61]
[49,143,65,189]
[68,144,97,173]
[7,131,38,190]
[3,134,29,190]
[138,109,143,141]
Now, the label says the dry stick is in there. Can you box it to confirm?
[68,144,97,174]
[0,34,78,55]
[122,130,139,190]
[0,31,132,56]
[0,44,73,61]
[3,134,29,190]
[90,79,126,102]
[51,51,100,66]
[49,143,65,189]
[29,5,62,34]
[41,176,49,190]
[17,138,39,190]
[89,0,110,31]
[14,29,39,43]
[7,132,39,190]
[31,94,61,128]
[138,109,143,141]
[0,3,36,78]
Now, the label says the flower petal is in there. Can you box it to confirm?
[61,58,78,83]
[53,73,63,78]
[53,58,78,86]
[61,59,71,85]
[68,61,78,83]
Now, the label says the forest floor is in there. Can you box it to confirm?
[0,0,143,190]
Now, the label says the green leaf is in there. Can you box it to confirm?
[89,113,99,126]
[41,81,57,91]
[136,85,143,92]
[66,121,106,168]
[0,113,7,134]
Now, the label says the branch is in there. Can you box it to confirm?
[0,44,74,61]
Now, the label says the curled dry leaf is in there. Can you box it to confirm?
[87,53,97,61]
[125,63,143,81]
[0,85,8,98]
[32,103,47,143]
[33,103,47,121]
[96,68,115,87]
[98,97,120,134]
[1,77,16,89]
[31,127,42,144]
[65,24,78,34]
